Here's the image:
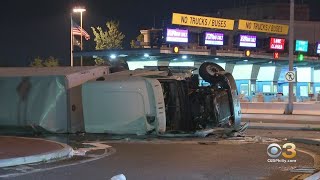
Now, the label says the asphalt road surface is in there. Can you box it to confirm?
[2,138,315,180]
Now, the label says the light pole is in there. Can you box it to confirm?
[70,13,73,67]
[73,7,86,66]
[287,0,294,114]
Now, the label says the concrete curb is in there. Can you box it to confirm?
[288,138,320,146]
[305,171,320,180]
[0,137,73,168]
[288,138,320,180]
[245,122,320,131]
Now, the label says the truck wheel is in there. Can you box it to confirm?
[199,62,224,82]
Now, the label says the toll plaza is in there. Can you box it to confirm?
[74,48,320,103]
[73,11,320,120]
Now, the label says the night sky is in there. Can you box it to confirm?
[0,0,319,66]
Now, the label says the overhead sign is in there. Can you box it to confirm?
[239,34,256,48]
[317,43,320,54]
[238,19,289,35]
[285,71,296,82]
[295,40,308,52]
[204,32,224,45]
[172,13,235,30]
[166,28,188,43]
[270,38,285,50]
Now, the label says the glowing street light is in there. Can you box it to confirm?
[73,7,86,13]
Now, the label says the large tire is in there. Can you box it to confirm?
[199,62,225,82]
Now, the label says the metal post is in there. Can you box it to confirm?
[80,11,83,67]
[70,14,73,67]
[287,0,294,114]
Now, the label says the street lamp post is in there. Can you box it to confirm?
[73,7,86,67]
[287,0,294,114]
[70,13,73,67]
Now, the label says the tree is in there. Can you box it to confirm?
[30,56,59,67]
[30,57,43,67]
[43,56,59,67]
[91,20,125,50]
[130,34,144,48]
[94,57,108,66]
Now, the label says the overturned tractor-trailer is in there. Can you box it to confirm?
[0,62,242,135]
[82,62,242,135]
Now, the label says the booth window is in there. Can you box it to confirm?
[263,85,271,93]
[240,84,249,96]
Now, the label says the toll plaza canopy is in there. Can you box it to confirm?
[74,48,320,99]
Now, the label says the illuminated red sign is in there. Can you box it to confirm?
[273,52,279,59]
[270,38,285,50]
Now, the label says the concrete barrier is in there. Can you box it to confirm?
[240,102,320,130]
[240,102,287,114]
[242,114,320,122]
[240,102,248,114]
[293,102,320,116]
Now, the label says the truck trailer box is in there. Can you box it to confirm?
[0,66,109,133]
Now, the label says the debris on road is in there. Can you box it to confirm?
[194,128,225,137]
[110,174,126,180]
[72,142,111,157]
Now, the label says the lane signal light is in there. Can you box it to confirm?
[244,50,251,57]
[273,52,279,59]
[298,53,304,61]
[173,46,179,53]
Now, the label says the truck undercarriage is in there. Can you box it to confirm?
[158,62,241,133]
